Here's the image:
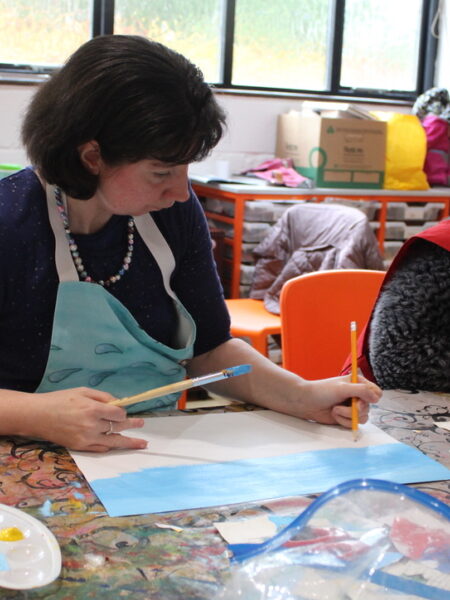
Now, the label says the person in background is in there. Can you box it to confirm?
[349,219,450,392]
[0,35,381,452]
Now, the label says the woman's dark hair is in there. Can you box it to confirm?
[22,35,226,198]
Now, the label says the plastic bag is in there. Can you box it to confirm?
[216,479,450,600]
[381,113,429,190]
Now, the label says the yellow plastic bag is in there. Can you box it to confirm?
[376,112,429,190]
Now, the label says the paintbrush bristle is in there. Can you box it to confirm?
[223,364,252,378]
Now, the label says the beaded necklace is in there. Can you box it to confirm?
[55,186,135,287]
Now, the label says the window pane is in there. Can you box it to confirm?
[233,0,330,90]
[341,0,423,92]
[0,0,91,67]
[114,0,224,82]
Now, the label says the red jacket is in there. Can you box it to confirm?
[342,219,450,380]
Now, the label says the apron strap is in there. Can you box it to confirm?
[45,184,194,348]
[45,184,80,281]
[134,214,177,301]
[134,214,194,348]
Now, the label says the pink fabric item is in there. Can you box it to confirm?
[422,115,450,186]
[243,158,310,188]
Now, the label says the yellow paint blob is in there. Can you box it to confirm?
[0,526,24,541]
[67,498,84,511]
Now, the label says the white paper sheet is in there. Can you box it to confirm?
[70,409,450,517]
[72,410,396,481]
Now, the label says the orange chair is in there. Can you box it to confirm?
[225,298,281,356]
[280,269,385,380]
[177,390,188,410]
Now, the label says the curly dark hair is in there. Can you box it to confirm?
[369,238,450,392]
[22,35,226,199]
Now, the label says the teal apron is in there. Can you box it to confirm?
[35,185,196,413]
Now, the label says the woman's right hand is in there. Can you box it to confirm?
[12,387,148,452]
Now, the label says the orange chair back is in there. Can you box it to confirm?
[280,269,385,380]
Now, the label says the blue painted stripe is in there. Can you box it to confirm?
[370,569,447,600]
[90,443,450,517]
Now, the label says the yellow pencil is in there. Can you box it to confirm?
[350,321,359,442]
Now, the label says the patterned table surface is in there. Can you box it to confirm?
[0,390,449,599]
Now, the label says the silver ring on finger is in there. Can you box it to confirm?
[105,420,114,435]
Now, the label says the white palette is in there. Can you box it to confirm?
[0,504,61,590]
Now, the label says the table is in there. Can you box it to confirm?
[192,179,450,297]
[0,391,449,599]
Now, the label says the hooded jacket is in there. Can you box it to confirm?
[249,202,384,314]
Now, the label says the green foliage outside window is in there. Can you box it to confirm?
[0,0,437,100]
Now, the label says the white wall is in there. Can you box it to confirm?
[1,1,449,174]
[0,84,32,165]
[0,83,305,172]
[190,93,309,176]
[190,94,404,177]
[0,85,406,177]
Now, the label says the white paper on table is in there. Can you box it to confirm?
[72,410,395,481]
[70,409,450,517]
[214,515,278,545]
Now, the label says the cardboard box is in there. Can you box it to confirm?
[276,111,387,189]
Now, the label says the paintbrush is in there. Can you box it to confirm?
[110,364,252,408]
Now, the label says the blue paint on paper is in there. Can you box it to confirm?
[0,553,9,571]
[90,443,450,517]
[269,515,297,529]
[370,569,447,600]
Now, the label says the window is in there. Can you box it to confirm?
[0,0,92,74]
[340,0,429,94]
[0,0,439,102]
[114,0,224,83]
[232,1,330,90]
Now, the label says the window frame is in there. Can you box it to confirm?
[0,0,440,103]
